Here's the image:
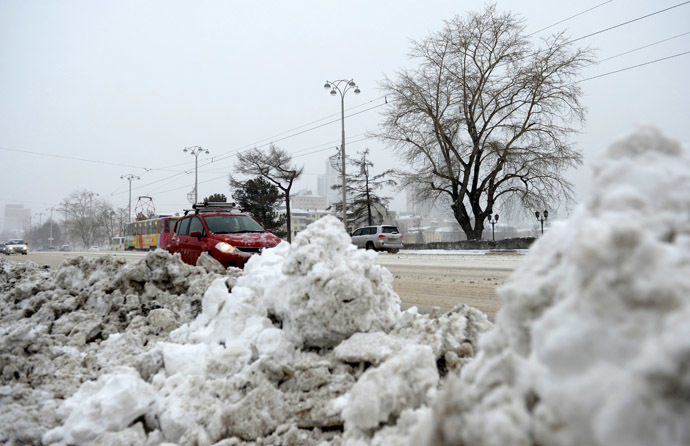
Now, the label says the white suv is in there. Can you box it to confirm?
[351,225,403,253]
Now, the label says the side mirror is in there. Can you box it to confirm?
[190,230,203,238]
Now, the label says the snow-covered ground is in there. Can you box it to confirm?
[1,126,689,445]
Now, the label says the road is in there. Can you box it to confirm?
[6,250,524,319]
[376,252,523,318]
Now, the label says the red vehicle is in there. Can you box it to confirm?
[165,202,282,269]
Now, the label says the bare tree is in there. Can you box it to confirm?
[97,205,127,246]
[60,190,114,248]
[330,149,396,228]
[377,5,593,239]
[231,144,303,242]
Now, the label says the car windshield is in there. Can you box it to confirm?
[204,215,266,234]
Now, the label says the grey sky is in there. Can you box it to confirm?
[1,0,688,228]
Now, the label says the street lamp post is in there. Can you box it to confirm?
[535,209,549,235]
[487,214,499,241]
[323,79,360,227]
[120,174,140,223]
[48,207,55,248]
[184,146,209,205]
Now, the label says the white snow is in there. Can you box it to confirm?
[1,126,688,445]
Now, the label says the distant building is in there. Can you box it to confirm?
[286,208,334,241]
[317,156,341,207]
[290,190,327,211]
[3,204,31,236]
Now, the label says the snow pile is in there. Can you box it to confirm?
[1,216,491,445]
[4,127,686,445]
[0,251,236,444]
[419,127,690,446]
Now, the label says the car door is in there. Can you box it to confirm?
[170,217,191,262]
[351,228,365,248]
[185,216,206,264]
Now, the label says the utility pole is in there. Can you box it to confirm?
[184,146,209,204]
[120,174,140,222]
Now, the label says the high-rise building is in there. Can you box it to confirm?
[317,155,341,207]
[4,204,31,236]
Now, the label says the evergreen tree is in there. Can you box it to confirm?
[203,193,227,203]
[232,177,287,238]
[331,149,396,228]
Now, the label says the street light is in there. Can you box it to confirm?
[120,174,140,223]
[323,78,360,227]
[487,214,499,241]
[48,207,56,248]
[184,146,209,205]
[535,209,549,235]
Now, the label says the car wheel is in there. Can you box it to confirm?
[389,249,399,254]
[365,242,375,250]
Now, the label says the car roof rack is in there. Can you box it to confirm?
[184,201,243,215]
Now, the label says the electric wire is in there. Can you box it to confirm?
[598,31,690,62]
[527,1,614,37]
[579,50,690,83]
[570,1,690,44]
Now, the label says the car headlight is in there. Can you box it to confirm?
[215,242,235,254]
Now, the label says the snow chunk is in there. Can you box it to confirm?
[275,215,402,348]
[343,344,438,437]
[42,367,157,444]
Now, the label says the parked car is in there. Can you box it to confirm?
[59,244,71,251]
[165,202,282,269]
[88,246,100,252]
[3,239,29,255]
[0,242,9,255]
[350,225,403,253]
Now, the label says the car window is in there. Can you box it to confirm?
[176,217,191,235]
[352,229,362,236]
[382,226,399,234]
[165,218,178,233]
[189,216,205,234]
[364,227,375,235]
[204,215,266,234]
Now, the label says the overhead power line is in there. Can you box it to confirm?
[0,146,160,171]
[528,1,614,37]
[570,1,690,44]
[580,50,690,83]
[599,31,690,62]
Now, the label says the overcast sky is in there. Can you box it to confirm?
[1,0,688,230]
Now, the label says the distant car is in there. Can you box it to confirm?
[350,225,403,253]
[59,244,71,251]
[165,202,282,269]
[3,239,29,255]
[0,242,10,255]
[88,246,100,252]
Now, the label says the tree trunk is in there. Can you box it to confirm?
[453,205,485,240]
[284,191,292,243]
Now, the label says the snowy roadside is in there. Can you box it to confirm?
[1,127,689,445]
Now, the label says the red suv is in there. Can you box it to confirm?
[165,202,282,269]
